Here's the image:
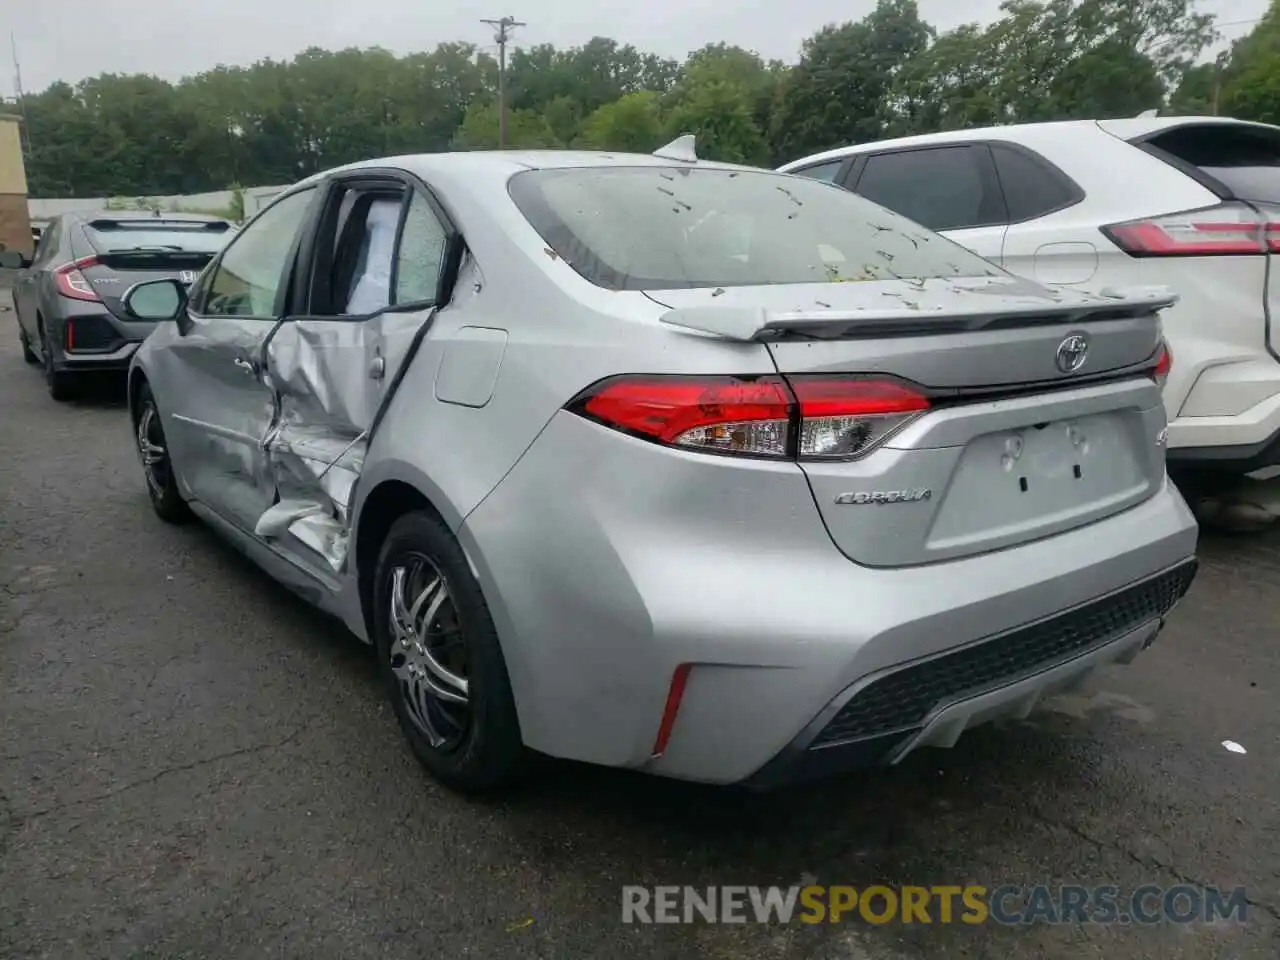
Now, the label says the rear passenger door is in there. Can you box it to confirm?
[257,170,457,573]
[844,145,1009,264]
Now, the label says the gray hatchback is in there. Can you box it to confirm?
[118,142,1198,794]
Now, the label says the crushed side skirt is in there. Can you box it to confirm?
[252,309,436,572]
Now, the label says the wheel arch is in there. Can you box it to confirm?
[353,472,461,646]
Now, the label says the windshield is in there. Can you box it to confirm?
[86,224,234,254]
[508,166,1004,291]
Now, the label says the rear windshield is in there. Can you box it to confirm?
[86,222,233,254]
[508,166,1004,291]
[1145,124,1280,203]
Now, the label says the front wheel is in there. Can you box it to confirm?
[372,511,528,793]
[134,382,192,523]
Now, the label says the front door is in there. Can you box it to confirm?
[158,186,319,533]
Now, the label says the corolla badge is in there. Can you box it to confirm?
[835,489,932,505]
[1055,333,1089,374]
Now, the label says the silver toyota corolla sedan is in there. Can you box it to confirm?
[121,138,1199,793]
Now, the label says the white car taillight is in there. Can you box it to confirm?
[1102,202,1279,257]
[1151,341,1172,390]
[569,375,931,461]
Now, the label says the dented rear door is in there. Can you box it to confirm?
[257,177,454,573]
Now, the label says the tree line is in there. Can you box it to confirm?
[6,0,1279,199]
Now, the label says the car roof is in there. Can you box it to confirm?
[291,148,764,193]
[777,116,1280,171]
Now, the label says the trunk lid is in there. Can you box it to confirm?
[648,277,1172,567]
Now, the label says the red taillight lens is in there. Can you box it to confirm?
[53,256,102,301]
[571,375,930,460]
[1151,341,1172,389]
[580,375,793,457]
[1102,202,1276,257]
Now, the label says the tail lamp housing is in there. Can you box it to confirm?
[1103,202,1280,257]
[568,374,930,461]
[53,256,102,302]
[1151,341,1172,389]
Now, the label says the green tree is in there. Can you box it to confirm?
[451,101,560,149]
[664,81,769,165]
[772,0,932,161]
[578,91,664,151]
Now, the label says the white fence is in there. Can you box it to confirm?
[29,185,288,222]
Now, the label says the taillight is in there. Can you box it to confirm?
[790,378,929,459]
[1102,202,1278,257]
[570,374,930,461]
[1151,341,1172,389]
[53,256,102,301]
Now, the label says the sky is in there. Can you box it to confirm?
[3,0,1270,96]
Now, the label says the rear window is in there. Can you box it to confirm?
[508,166,1003,291]
[85,222,234,254]
[1145,124,1280,203]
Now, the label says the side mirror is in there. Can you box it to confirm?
[0,250,30,269]
[123,278,187,322]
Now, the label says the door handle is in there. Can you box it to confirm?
[233,357,255,374]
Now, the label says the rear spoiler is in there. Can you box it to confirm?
[88,218,231,232]
[658,285,1179,342]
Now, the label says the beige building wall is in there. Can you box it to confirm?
[0,114,33,257]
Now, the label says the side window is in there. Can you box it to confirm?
[203,188,315,318]
[990,144,1082,222]
[792,160,844,183]
[854,147,1003,232]
[339,193,404,316]
[395,191,449,306]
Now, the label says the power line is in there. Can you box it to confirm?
[480,16,525,149]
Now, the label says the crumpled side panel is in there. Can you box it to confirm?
[254,312,429,571]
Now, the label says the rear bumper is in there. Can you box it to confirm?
[460,411,1201,786]
[53,340,141,374]
[743,561,1194,789]
[1167,426,1280,474]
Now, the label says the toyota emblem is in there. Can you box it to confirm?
[1055,333,1089,374]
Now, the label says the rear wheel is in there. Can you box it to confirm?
[39,322,76,402]
[18,326,37,364]
[134,382,191,523]
[372,511,528,793]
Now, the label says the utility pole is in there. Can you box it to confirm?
[480,16,525,148]
[10,34,32,162]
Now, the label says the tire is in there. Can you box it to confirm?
[134,381,192,524]
[39,323,76,402]
[19,326,37,364]
[372,511,528,793]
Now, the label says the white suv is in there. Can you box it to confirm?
[780,117,1280,489]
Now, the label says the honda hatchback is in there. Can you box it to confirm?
[119,141,1198,793]
[7,211,234,400]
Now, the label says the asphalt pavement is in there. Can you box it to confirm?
[1,287,1277,959]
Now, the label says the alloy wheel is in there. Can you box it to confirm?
[136,403,171,495]
[387,554,471,750]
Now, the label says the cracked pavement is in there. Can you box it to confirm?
[2,286,1278,959]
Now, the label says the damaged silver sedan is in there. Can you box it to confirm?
[124,142,1197,794]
